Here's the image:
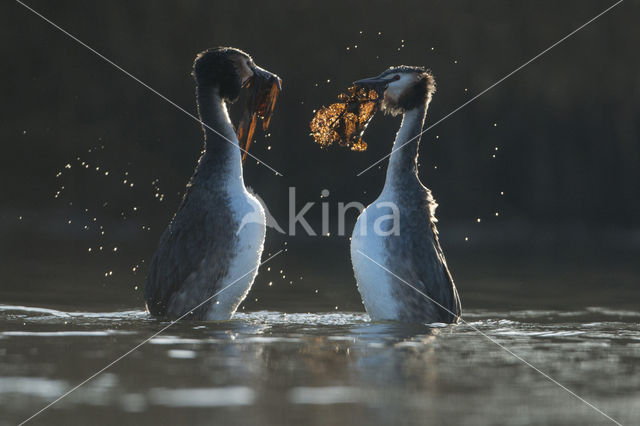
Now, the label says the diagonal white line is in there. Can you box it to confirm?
[18,249,284,426]
[355,249,622,425]
[15,0,283,177]
[357,0,624,176]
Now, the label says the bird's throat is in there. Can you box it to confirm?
[195,85,243,186]
[384,102,428,191]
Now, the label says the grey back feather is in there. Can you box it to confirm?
[383,181,461,323]
[144,183,237,319]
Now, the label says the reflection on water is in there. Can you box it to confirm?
[0,305,639,425]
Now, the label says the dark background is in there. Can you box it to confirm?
[1,0,639,313]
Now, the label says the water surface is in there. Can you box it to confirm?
[1,305,639,425]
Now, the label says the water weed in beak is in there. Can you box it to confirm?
[310,85,381,152]
[237,68,282,163]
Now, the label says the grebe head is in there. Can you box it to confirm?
[354,66,435,116]
[192,47,280,102]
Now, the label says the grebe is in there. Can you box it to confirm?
[350,66,461,324]
[145,47,281,320]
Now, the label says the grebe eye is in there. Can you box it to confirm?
[392,75,401,81]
